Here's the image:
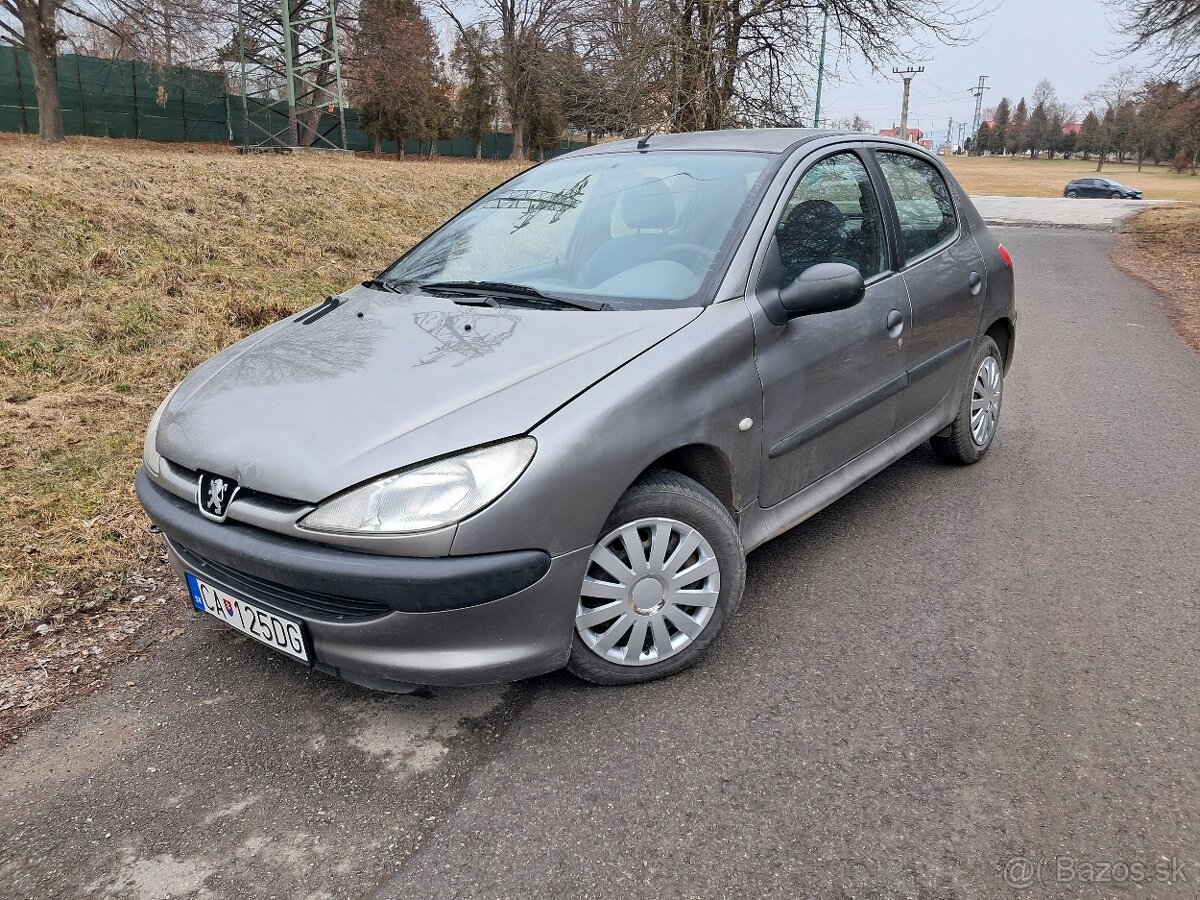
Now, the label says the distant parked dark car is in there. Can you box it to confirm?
[1064,177,1143,199]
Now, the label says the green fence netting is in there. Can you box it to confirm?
[0,47,587,158]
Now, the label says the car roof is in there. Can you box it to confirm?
[565,128,935,158]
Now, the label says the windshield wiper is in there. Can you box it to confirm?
[420,280,604,311]
[361,277,409,294]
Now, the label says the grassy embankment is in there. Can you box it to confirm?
[0,136,521,625]
[1113,204,1200,353]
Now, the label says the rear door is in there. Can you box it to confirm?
[749,147,912,507]
[873,149,984,427]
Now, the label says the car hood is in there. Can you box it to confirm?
[156,286,700,502]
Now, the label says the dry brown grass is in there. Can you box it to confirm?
[944,154,1200,202]
[0,135,522,625]
[1114,205,1200,353]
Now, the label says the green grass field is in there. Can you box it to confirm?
[944,154,1200,201]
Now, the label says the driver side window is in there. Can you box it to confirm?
[776,152,888,286]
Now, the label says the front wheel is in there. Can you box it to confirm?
[567,470,746,685]
[930,336,1004,465]
[1110,191,1122,199]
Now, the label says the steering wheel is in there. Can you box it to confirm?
[656,243,717,275]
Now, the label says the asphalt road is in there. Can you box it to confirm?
[2,226,1199,899]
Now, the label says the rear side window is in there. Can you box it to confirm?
[876,152,957,264]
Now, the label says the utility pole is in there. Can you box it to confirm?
[957,122,967,151]
[969,75,990,141]
[946,117,954,153]
[812,9,829,128]
[893,66,924,142]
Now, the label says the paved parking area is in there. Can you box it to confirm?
[971,195,1170,228]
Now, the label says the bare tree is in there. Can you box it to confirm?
[2,0,69,141]
[1113,0,1200,82]
[432,0,575,161]
[659,0,975,132]
[66,0,225,67]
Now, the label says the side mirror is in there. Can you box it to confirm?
[778,263,866,317]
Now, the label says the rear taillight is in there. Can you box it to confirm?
[998,244,1013,269]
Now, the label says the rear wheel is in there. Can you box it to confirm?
[1066,190,1078,198]
[567,470,745,685]
[930,336,1004,465]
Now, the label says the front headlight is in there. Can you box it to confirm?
[141,387,178,477]
[299,437,536,535]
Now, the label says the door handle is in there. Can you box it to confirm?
[968,271,982,295]
[886,308,904,338]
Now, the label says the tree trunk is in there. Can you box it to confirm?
[510,116,526,161]
[17,2,65,144]
[373,135,382,156]
[474,137,482,160]
[395,131,404,160]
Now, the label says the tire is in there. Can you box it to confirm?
[930,336,1004,466]
[1066,190,1078,198]
[1110,191,1122,199]
[566,469,746,685]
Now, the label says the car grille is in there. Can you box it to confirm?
[169,540,393,622]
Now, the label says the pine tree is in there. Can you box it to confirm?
[973,122,992,155]
[1027,101,1049,158]
[451,27,497,159]
[990,98,1012,156]
[1078,110,1101,160]
[1047,109,1065,158]
[1007,98,1029,156]
[526,80,565,161]
[352,0,445,157]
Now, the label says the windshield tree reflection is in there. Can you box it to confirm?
[382,151,771,308]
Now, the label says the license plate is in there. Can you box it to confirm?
[185,573,310,663]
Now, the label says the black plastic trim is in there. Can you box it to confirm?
[909,338,972,385]
[137,469,551,613]
[170,540,393,622]
[768,372,908,460]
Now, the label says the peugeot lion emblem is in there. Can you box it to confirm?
[198,472,239,522]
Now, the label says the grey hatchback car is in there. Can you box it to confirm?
[137,129,1015,689]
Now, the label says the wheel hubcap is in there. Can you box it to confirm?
[970,355,1002,446]
[575,517,720,667]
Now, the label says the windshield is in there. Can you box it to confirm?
[380,151,773,308]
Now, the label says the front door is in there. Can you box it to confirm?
[751,149,912,508]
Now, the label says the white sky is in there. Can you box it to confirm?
[817,0,1150,134]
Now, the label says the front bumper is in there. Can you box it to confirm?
[137,468,586,687]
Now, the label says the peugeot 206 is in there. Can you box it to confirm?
[136,129,1015,689]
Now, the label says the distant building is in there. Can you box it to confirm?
[878,126,924,143]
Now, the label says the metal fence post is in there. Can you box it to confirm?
[130,60,140,138]
[13,50,29,134]
[76,55,88,133]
